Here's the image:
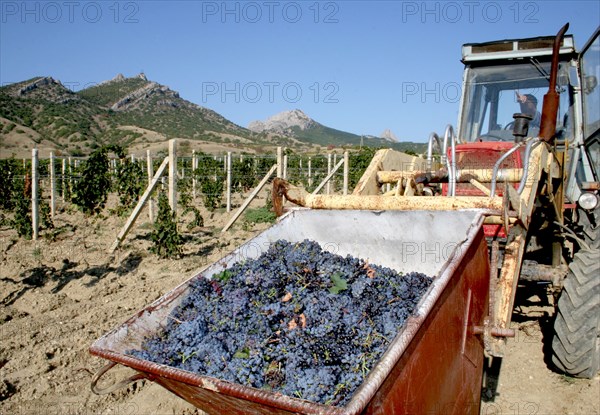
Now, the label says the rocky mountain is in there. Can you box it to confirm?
[248,109,316,134]
[0,74,262,157]
[77,73,251,142]
[380,129,399,143]
[249,110,406,148]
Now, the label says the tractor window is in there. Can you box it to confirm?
[579,29,600,178]
[459,61,571,143]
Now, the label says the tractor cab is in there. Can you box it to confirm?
[458,35,576,144]
[450,30,599,209]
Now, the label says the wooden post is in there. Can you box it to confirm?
[168,139,177,215]
[32,149,39,240]
[110,157,170,253]
[283,154,288,180]
[343,151,349,195]
[226,152,232,212]
[326,154,332,194]
[68,157,72,195]
[49,152,56,218]
[192,150,197,198]
[146,150,154,222]
[61,158,66,201]
[277,147,283,178]
[222,164,278,233]
[312,157,345,195]
[333,153,337,193]
[308,157,312,188]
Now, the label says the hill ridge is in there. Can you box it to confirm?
[0,74,427,157]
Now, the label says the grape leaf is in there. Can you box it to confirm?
[233,347,250,359]
[329,272,348,294]
[214,270,232,282]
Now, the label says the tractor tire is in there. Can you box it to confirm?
[551,247,600,378]
[580,206,600,249]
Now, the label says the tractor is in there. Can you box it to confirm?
[276,22,600,379]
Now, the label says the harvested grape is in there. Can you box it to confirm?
[128,239,432,406]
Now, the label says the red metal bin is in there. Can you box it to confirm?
[90,209,491,415]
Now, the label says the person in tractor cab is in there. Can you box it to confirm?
[516,92,541,128]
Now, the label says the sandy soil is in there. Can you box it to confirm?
[1,192,598,415]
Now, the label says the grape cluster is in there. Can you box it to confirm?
[128,239,432,406]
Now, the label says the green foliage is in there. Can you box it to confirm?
[0,158,33,238]
[103,128,143,147]
[0,157,52,238]
[0,92,34,127]
[72,145,122,215]
[13,195,32,239]
[288,153,327,193]
[348,147,378,190]
[177,176,193,209]
[178,175,204,230]
[329,272,348,294]
[233,347,250,359]
[200,179,223,211]
[39,198,54,230]
[264,190,273,211]
[231,155,256,193]
[195,155,225,211]
[0,158,25,211]
[114,157,144,214]
[184,207,204,230]
[78,77,148,106]
[244,207,276,225]
[149,192,183,259]
[214,270,232,283]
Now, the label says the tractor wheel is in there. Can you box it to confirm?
[551,246,600,378]
[580,206,600,249]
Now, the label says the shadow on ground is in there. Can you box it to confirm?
[0,253,143,306]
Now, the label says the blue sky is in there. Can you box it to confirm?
[1,1,599,142]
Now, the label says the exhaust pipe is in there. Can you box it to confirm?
[539,22,569,142]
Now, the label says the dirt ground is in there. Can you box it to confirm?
[1,193,598,415]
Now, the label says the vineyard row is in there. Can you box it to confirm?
[0,141,378,242]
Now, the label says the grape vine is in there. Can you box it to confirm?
[114,156,144,215]
[194,154,224,211]
[72,145,122,215]
[149,192,183,258]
